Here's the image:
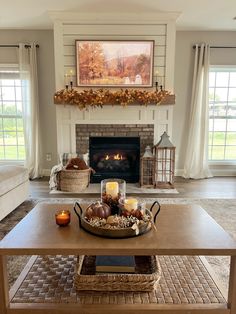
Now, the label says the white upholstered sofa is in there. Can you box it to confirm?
[0,165,29,221]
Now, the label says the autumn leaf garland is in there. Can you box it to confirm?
[54,88,171,110]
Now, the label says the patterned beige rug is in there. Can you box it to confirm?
[1,198,235,293]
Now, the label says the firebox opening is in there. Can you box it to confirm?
[89,137,140,183]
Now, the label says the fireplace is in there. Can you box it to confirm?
[89,137,140,183]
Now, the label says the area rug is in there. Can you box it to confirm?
[49,183,179,194]
[1,197,235,293]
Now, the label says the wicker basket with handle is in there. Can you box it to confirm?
[57,168,91,192]
[74,255,161,291]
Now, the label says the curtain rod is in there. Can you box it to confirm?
[193,45,236,49]
[0,44,39,48]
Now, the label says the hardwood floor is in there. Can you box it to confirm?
[29,176,236,199]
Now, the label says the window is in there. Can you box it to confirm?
[209,67,236,161]
[0,65,25,161]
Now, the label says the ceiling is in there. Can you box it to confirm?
[0,0,236,31]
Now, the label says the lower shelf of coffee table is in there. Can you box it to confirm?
[9,255,227,313]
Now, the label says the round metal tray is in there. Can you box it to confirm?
[73,201,160,238]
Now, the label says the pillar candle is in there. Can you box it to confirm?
[105,182,119,198]
[124,198,138,212]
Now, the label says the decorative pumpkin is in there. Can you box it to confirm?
[85,201,111,219]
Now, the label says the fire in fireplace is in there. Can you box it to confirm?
[105,153,123,160]
[89,137,140,183]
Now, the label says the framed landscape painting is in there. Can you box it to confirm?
[75,40,154,87]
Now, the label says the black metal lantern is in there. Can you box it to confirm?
[153,132,175,189]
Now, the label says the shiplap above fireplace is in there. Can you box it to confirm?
[52,12,177,91]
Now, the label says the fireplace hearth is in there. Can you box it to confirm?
[89,137,140,183]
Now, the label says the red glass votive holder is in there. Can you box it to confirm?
[55,210,70,226]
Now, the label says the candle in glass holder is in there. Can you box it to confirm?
[124,198,138,212]
[105,181,119,198]
[55,210,70,226]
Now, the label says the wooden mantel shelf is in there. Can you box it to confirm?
[54,88,175,110]
[159,94,175,105]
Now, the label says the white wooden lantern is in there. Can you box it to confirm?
[153,132,175,189]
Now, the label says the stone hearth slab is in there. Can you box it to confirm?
[50,183,178,194]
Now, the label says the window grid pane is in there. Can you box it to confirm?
[209,68,236,161]
[0,74,25,161]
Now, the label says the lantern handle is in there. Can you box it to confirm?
[150,201,161,223]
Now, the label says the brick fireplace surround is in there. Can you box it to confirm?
[76,124,154,155]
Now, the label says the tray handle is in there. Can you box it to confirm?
[149,201,161,223]
[73,202,83,227]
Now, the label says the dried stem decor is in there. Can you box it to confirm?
[54,88,172,110]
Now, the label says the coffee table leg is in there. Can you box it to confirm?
[228,255,236,314]
[0,255,8,314]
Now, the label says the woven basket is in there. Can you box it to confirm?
[57,169,91,192]
[74,255,161,291]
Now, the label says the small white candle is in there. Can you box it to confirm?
[106,182,119,198]
[69,69,73,82]
[124,198,138,212]
[64,73,69,86]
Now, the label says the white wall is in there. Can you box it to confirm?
[174,31,236,175]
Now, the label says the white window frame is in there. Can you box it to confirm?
[208,65,236,166]
[0,64,25,165]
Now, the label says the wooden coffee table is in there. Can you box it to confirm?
[0,202,236,314]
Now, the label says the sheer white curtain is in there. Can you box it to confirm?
[19,43,41,179]
[183,43,212,179]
